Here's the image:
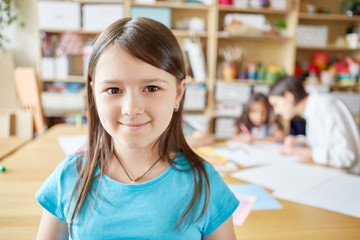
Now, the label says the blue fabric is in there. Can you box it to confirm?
[36,153,239,239]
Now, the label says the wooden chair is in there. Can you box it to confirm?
[14,67,46,134]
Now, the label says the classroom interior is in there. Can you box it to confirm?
[1,0,360,239]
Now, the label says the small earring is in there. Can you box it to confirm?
[174,105,179,112]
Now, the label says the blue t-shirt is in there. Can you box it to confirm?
[36,153,239,239]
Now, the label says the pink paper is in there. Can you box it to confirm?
[232,194,257,226]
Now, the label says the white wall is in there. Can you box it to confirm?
[5,0,39,71]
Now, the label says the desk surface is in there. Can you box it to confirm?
[0,124,359,239]
[0,136,30,160]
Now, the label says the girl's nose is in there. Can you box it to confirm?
[121,92,143,116]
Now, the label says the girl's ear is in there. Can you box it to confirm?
[284,91,295,103]
[176,79,187,103]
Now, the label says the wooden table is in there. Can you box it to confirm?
[0,124,359,239]
[0,136,30,160]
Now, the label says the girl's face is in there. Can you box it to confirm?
[249,100,268,127]
[268,92,295,121]
[92,47,186,150]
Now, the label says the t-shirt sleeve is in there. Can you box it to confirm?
[202,162,239,236]
[35,154,79,222]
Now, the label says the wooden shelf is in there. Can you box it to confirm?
[42,75,86,83]
[216,79,272,85]
[131,2,210,10]
[218,31,290,41]
[297,45,360,51]
[172,29,208,38]
[304,81,360,92]
[76,0,124,4]
[43,109,86,116]
[40,0,123,3]
[183,109,206,114]
[219,5,290,14]
[299,13,360,22]
[40,28,208,37]
[39,28,100,34]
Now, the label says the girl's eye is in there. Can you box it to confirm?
[106,88,121,95]
[145,86,159,92]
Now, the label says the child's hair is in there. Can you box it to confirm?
[269,75,308,104]
[68,17,209,233]
[235,92,282,132]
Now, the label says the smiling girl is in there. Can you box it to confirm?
[35,18,239,239]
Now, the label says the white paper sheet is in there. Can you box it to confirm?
[231,162,343,196]
[214,141,300,167]
[274,174,360,218]
[57,135,87,155]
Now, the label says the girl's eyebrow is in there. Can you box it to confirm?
[97,78,169,85]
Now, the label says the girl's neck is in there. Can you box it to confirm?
[294,95,309,115]
[108,143,170,184]
[114,145,159,168]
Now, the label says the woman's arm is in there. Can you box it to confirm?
[36,208,68,240]
[257,128,285,142]
[203,216,236,240]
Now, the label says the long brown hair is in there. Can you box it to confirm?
[68,17,210,233]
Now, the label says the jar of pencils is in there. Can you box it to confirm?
[221,61,237,81]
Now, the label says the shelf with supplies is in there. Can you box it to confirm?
[296,0,360,96]
[37,0,213,129]
[43,109,86,117]
[299,12,360,22]
[218,5,291,14]
[42,75,87,83]
[297,45,360,52]
[38,29,102,35]
[171,29,209,38]
[36,0,360,135]
[217,31,291,40]
[132,1,210,10]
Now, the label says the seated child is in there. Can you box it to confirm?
[231,92,285,144]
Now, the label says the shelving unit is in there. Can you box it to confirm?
[36,0,359,135]
[296,0,360,73]
[299,12,360,22]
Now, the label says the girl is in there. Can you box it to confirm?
[232,92,285,144]
[268,75,360,175]
[35,18,239,239]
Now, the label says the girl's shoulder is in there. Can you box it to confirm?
[62,153,84,170]
[52,153,84,181]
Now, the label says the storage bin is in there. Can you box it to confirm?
[130,6,171,28]
[296,25,328,47]
[37,2,81,30]
[82,4,124,31]
[184,84,207,110]
[41,91,86,111]
[214,118,236,138]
